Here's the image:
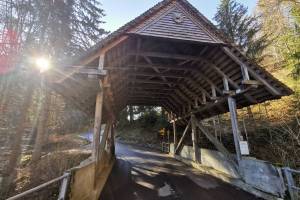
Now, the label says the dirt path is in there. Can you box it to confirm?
[100,143,262,200]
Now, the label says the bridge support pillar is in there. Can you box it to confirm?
[93,90,104,160]
[191,115,200,163]
[227,96,242,164]
[172,118,177,149]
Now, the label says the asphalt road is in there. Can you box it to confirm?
[100,143,262,200]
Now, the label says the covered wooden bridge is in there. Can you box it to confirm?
[46,0,293,199]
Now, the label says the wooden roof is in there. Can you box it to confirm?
[51,0,293,122]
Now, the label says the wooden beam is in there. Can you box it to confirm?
[81,36,128,65]
[191,115,200,163]
[106,64,196,72]
[192,116,238,171]
[129,78,177,85]
[138,52,201,61]
[222,47,281,96]
[175,120,191,154]
[223,76,230,91]
[227,96,242,163]
[93,91,104,160]
[202,91,207,104]
[175,89,194,105]
[173,118,178,149]
[122,71,186,79]
[201,60,257,103]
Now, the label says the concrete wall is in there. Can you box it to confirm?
[170,143,239,178]
[171,143,285,197]
[240,158,285,197]
[200,148,239,178]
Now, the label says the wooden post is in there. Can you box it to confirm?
[110,123,115,156]
[223,76,229,91]
[93,51,105,159]
[194,98,199,108]
[212,117,218,138]
[93,90,104,160]
[241,64,250,81]
[191,115,200,163]
[172,119,177,149]
[227,96,242,163]
[211,85,217,100]
[202,92,207,104]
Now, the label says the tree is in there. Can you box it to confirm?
[0,0,108,196]
[257,0,300,78]
[214,0,270,127]
[214,0,269,60]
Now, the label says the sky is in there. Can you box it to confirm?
[101,0,258,32]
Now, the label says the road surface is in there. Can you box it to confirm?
[100,143,262,200]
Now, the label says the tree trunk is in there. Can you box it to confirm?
[32,85,50,163]
[1,83,34,196]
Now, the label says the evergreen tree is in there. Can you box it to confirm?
[0,0,108,196]
[214,0,268,60]
[257,0,300,78]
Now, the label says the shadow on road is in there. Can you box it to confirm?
[100,143,262,200]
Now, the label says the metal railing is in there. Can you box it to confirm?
[161,142,170,153]
[7,171,71,200]
[283,167,300,200]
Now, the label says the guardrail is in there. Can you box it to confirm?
[161,142,170,153]
[283,167,300,200]
[7,171,71,200]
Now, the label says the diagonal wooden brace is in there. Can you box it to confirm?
[192,116,239,171]
[175,120,191,154]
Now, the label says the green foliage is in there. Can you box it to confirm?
[0,0,108,64]
[214,0,269,60]
[258,0,300,78]
[117,106,169,130]
[284,4,300,78]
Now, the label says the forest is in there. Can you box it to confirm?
[0,0,299,199]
